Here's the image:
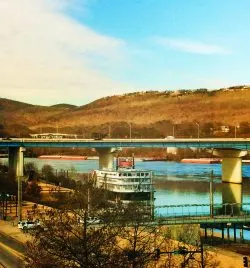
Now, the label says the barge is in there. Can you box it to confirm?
[38,155,87,160]
[181,158,221,164]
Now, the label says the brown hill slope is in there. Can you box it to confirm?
[0,98,77,126]
[37,87,250,127]
[0,87,250,138]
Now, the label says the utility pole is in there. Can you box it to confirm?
[234,125,239,138]
[150,171,154,221]
[195,122,200,139]
[129,122,132,141]
[201,241,204,268]
[87,188,90,212]
[210,170,214,218]
[18,176,22,221]
[108,125,111,138]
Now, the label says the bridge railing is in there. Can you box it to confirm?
[155,202,250,220]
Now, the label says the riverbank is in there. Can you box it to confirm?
[208,245,248,268]
[0,185,248,268]
[200,229,250,267]
[0,217,247,268]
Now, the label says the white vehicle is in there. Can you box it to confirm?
[79,216,101,224]
[18,220,41,230]
[165,136,175,140]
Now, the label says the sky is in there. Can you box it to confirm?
[0,0,250,106]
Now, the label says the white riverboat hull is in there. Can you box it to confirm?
[93,168,154,202]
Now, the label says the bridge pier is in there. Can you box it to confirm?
[204,228,208,240]
[240,227,244,243]
[212,149,248,183]
[95,147,120,170]
[233,224,236,243]
[221,224,224,243]
[227,225,230,242]
[8,147,25,177]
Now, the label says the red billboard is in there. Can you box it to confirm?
[117,157,134,169]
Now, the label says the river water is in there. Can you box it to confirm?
[9,157,250,207]
[2,157,250,239]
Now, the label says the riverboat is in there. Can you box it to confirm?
[93,157,154,202]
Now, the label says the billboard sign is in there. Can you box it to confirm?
[117,157,134,169]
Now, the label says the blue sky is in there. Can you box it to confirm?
[0,0,249,105]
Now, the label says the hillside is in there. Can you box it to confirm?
[54,87,250,127]
[1,86,250,138]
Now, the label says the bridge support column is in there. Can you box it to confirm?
[227,226,230,243]
[212,149,248,183]
[233,224,236,243]
[240,227,244,243]
[95,148,120,170]
[8,147,25,221]
[204,228,207,240]
[221,224,224,243]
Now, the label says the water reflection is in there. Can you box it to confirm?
[221,183,242,215]
[154,176,250,218]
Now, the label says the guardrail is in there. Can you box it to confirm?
[154,202,250,225]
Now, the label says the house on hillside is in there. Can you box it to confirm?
[220,126,230,133]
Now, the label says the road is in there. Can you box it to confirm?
[0,232,26,268]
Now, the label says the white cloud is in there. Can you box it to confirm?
[0,0,130,105]
[154,37,230,55]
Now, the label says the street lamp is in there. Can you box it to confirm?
[129,122,132,141]
[108,125,111,138]
[234,125,240,138]
[195,122,200,139]
[124,122,132,140]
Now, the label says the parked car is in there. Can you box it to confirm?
[18,219,41,230]
[79,216,101,224]
[165,136,175,140]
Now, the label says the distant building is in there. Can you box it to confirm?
[220,126,230,133]
[167,147,178,155]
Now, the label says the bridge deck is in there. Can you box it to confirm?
[0,138,250,149]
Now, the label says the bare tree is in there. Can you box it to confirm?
[115,202,163,268]
[25,184,220,268]
[25,182,129,267]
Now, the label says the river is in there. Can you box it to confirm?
[1,157,250,239]
[3,157,249,207]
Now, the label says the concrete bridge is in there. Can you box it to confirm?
[1,138,250,184]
